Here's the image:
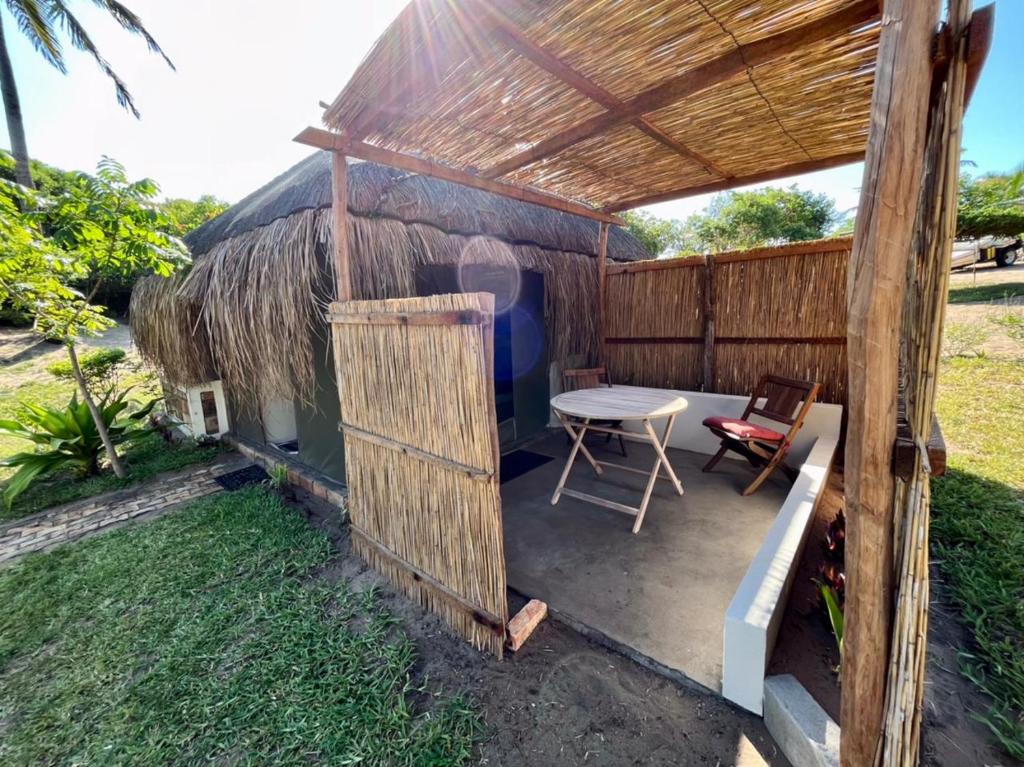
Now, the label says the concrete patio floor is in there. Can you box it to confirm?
[501,429,789,692]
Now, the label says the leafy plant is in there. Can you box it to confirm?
[818,582,845,661]
[817,509,846,671]
[0,389,158,508]
[266,464,289,491]
[13,157,188,481]
[46,347,128,393]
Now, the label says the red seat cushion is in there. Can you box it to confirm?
[702,415,785,442]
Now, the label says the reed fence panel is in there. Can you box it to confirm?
[329,292,507,656]
[604,238,852,404]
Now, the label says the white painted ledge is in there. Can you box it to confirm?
[721,434,838,714]
[764,675,840,767]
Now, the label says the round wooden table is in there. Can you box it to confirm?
[549,385,687,534]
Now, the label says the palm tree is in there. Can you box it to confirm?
[0,0,173,188]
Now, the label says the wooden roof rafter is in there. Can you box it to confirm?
[464,0,731,180]
[293,126,625,226]
[315,0,894,215]
[480,0,881,180]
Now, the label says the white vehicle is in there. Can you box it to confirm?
[951,236,1022,269]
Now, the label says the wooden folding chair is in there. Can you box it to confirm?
[562,367,627,457]
[701,374,820,496]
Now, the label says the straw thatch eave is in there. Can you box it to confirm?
[134,152,646,407]
[185,152,648,261]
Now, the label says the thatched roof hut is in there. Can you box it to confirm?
[131,152,647,473]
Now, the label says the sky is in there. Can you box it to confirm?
[2,0,1021,223]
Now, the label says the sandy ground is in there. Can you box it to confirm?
[297,489,789,767]
[945,262,1024,357]
[0,323,139,389]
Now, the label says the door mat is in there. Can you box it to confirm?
[215,464,270,491]
[500,450,554,484]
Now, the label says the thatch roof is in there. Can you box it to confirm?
[133,152,648,407]
[185,151,648,260]
[318,0,880,212]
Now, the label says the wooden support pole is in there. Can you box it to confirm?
[702,253,715,392]
[596,221,609,366]
[331,152,352,301]
[840,1,940,765]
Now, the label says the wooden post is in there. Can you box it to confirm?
[702,253,715,391]
[596,221,609,365]
[841,1,940,765]
[331,151,352,301]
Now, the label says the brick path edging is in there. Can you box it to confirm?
[0,456,248,566]
[226,436,348,512]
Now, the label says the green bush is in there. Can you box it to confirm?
[46,347,128,392]
[0,389,158,508]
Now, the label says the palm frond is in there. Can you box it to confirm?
[90,0,174,70]
[4,0,65,71]
[48,0,139,117]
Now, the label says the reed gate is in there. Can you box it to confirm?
[603,237,851,405]
[329,292,508,656]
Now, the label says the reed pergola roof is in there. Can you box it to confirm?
[302,0,882,219]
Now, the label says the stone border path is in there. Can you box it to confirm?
[0,456,250,566]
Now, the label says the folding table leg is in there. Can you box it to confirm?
[631,418,662,534]
[646,416,684,496]
[552,416,593,505]
[555,414,603,476]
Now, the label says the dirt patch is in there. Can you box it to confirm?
[921,573,1021,767]
[293,488,787,766]
[766,471,843,721]
[768,471,1019,766]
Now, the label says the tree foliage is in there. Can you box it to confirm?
[680,186,838,253]
[2,156,187,481]
[957,173,1024,239]
[33,157,189,341]
[622,210,685,257]
[161,194,229,236]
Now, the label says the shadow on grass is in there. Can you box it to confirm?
[931,467,1024,760]
[947,281,1024,304]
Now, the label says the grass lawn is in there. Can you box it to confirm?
[0,487,478,766]
[932,356,1024,758]
[947,281,1024,304]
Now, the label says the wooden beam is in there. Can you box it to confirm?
[603,152,865,212]
[604,336,847,345]
[963,4,994,107]
[840,0,940,764]
[481,0,880,180]
[331,152,352,301]
[467,0,730,179]
[596,222,609,364]
[327,309,486,326]
[295,127,624,226]
[702,254,715,391]
[349,525,505,635]
[340,422,493,481]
